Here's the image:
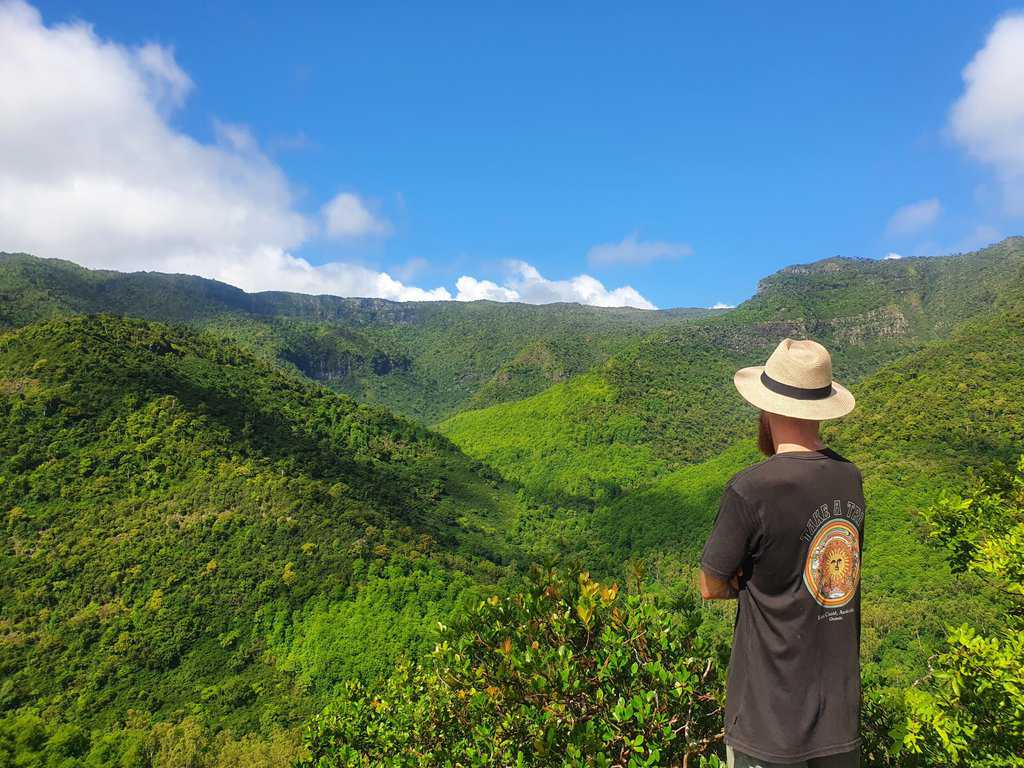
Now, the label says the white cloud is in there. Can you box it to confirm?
[322,192,390,238]
[455,261,656,309]
[882,252,903,260]
[135,43,192,110]
[710,302,734,309]
[957,224,1001,252]
[885,198,942,237]
[950,13,1024,214]
[586,233,694,266]
[167,247,451,301]
[0,1,444,302]
[454,275,521,302]
[0,2,306,265]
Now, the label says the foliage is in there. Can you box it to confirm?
[582,442,760,573]
[893,455,1024,767]
[825,296,1024,477]
[439,373,670,504]
[0,710,302,768]
[299,565,728,768]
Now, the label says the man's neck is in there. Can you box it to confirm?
[766,413,825,454]
[775,438,826,454]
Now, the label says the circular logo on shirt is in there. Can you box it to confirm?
[803,519,860,607]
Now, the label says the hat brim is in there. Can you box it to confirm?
[734,366,855,420]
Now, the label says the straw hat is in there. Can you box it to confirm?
[733,338,855,420]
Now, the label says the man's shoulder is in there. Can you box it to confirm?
[726,448,863,500]
[822,448,864,481]
[725,457,777,499]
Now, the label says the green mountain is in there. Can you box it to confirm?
[0,253,714,423]
[438,238,1024,501]
[0,314,558,756]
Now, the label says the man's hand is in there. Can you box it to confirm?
[699,568,742,600]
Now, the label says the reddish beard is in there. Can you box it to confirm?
[757,411,775,456]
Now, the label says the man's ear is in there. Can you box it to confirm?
[758,410,775,456]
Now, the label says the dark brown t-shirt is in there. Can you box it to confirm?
[700,447,866,763]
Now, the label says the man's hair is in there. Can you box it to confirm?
[757,411,775,456]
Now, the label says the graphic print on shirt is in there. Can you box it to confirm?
[800,499,863,610]
[804,519,860,607]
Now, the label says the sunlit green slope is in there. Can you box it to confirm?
[435,341,747,504]
[439,238,1024,500]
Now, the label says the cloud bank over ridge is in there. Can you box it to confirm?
[0,1,655,308]
[455,261,656,309]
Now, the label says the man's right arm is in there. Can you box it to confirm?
[699,567,741,600]
[699,483,755,600]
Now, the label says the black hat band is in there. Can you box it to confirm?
[760,371,833,400]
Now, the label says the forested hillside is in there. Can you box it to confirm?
[439,238,1024,501]
[0,253,711,423]
[0,315,557,761]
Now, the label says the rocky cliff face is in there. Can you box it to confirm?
[651,303,911,363]
[285,348,413,382]
[819,306,909,345]
[252,294,429,325]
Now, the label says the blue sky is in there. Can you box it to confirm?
[4,1,1024,309]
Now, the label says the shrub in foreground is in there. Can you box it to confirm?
[299,565,727,767]
[862,455,1024,767]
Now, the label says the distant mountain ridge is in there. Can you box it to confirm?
[0,251,704,324]
[742,237,1024,336]
[4,239,1022,429]
[0,253,715,422]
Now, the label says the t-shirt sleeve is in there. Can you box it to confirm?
[700,483,758,581]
